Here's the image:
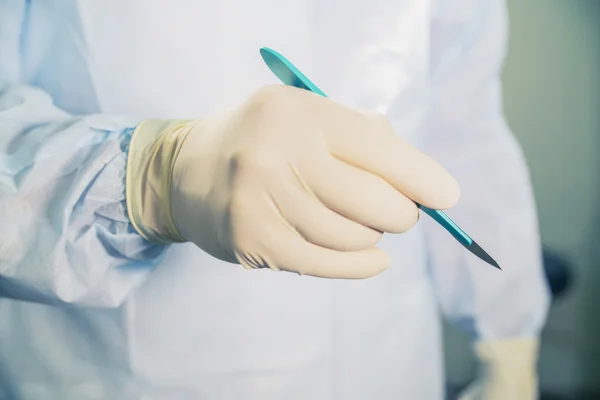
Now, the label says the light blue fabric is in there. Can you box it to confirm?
[0,0,550,399]
[421,0,550,341]
[0,5,166,307]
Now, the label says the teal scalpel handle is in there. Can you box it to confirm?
[259,47,500,270]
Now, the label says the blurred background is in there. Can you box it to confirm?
[444,1,600,399]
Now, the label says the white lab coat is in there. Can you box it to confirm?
[0,0,549,399]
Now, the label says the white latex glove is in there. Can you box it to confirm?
[126,85,460,278]
[458,338,540,400]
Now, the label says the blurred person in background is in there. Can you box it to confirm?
[0,0,549,399]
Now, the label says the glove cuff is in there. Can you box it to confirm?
[473,338,540,400]
[475,337,539,369]
[126,119,199,244]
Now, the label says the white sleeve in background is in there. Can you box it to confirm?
[423,0,551,341]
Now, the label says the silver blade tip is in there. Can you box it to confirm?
[467,241,502,270]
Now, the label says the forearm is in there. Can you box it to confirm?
[424,0,550,340]
[423,114,550,340]
[0,83,167,307]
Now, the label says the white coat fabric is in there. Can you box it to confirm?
[0,0,550,399]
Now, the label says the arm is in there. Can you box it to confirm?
[423,0,550,397]
[0,1,167,307]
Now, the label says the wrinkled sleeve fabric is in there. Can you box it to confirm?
[422,0,550,340]
[0,1,166,307]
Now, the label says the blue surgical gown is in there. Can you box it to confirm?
[0,0,550,399]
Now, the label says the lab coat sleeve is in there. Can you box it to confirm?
[0,3,167,308]
[421,0,551,340]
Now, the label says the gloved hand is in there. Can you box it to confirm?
[126,85,460,278]
[458,338,540,400]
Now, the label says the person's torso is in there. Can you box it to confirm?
[2,1,444,399]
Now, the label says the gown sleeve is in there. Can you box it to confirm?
[0,0,168,307]
[422,0,551,340]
